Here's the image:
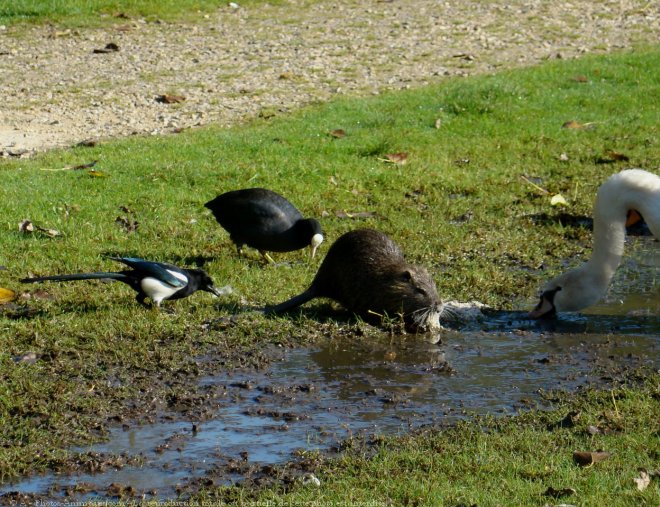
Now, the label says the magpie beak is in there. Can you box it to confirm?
[21,256,231,307]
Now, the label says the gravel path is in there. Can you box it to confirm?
[0,0,657,157]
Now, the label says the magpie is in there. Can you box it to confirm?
[20,257,231,307]
[204,188,323,262]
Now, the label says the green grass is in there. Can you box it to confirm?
[0,0,287,27]
[0,47,659,500]
[208,376,659,506]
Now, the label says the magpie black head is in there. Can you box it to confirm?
[186,268,224,296]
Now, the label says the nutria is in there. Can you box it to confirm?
[266,229,442,330]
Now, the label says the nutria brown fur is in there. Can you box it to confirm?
[267,229,442,330]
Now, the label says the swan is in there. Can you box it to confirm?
[529,168,660,318]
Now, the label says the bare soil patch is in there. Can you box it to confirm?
[0,0,657,157]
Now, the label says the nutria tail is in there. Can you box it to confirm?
[265,288,316,314]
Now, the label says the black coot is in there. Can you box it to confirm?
[205,188,323,261]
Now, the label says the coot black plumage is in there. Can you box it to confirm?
[21,257,230,307]
[205,188,323,261]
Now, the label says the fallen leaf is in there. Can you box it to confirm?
[93,43,120,54]
[156,94,186,104]
[21,289,54,301]
[562,120,584,129]
[380,152,408,164]
[76,139,97,148]
[543,486,576,498]
[0,287,16,304]
[18,219,34,233]
[434,118,442,129]
[605,150,630,162]
[572,75,589,82]
[88,170,107,177]
[562,120,597,130]
[115,216,139,233]
[13,352,38,364]
[452,53,475,61]
[39,227,61,238]
[586,425,601,435]
[633,469,650,491]
[301,473,321,487]
[19,220,61,237]
[335,210,376,219]
[384,351,397,361]
[559,153,569,161]
[329,129,346,138]
[73,160,98,170]
[551,194,568,206]
[573,450,611,467]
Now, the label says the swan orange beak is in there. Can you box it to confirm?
[625,209,642,227]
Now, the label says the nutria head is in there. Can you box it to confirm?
[379,265,442,331]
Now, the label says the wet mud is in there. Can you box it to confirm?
[1,242,657,503]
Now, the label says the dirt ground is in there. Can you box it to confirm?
[0,0,657,157]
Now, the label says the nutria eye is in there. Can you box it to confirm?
[416,287,427,296]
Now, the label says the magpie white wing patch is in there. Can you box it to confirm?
[167,269,189,285]
[141,277,184,305]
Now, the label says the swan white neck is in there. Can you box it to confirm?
[543,169,660,313]
[583,175,631,282]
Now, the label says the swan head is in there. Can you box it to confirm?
[528,266,609,318]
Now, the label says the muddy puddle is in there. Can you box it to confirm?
[2,241,658,501]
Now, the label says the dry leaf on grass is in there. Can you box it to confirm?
[0,287,16,304]
[562,120,596,129]
[72,160,98,170]
[329,129,346,138]
[156,94,186,104]
[93,43,120,54]
[379,152,409,164]
[18,220,61,238]
[597,150,630,164]
[115,216,139,233]
[573,451,611,467]
[633,469,651,491]
[13,352,38,364]
[550,194,568,206]
[562,120,584,129]
[605,150,629,161]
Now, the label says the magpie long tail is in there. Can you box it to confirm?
[20,272,128,283]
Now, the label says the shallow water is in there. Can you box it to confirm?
[2,241,658,501]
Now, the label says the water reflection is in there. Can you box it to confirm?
[1,243,656,501]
